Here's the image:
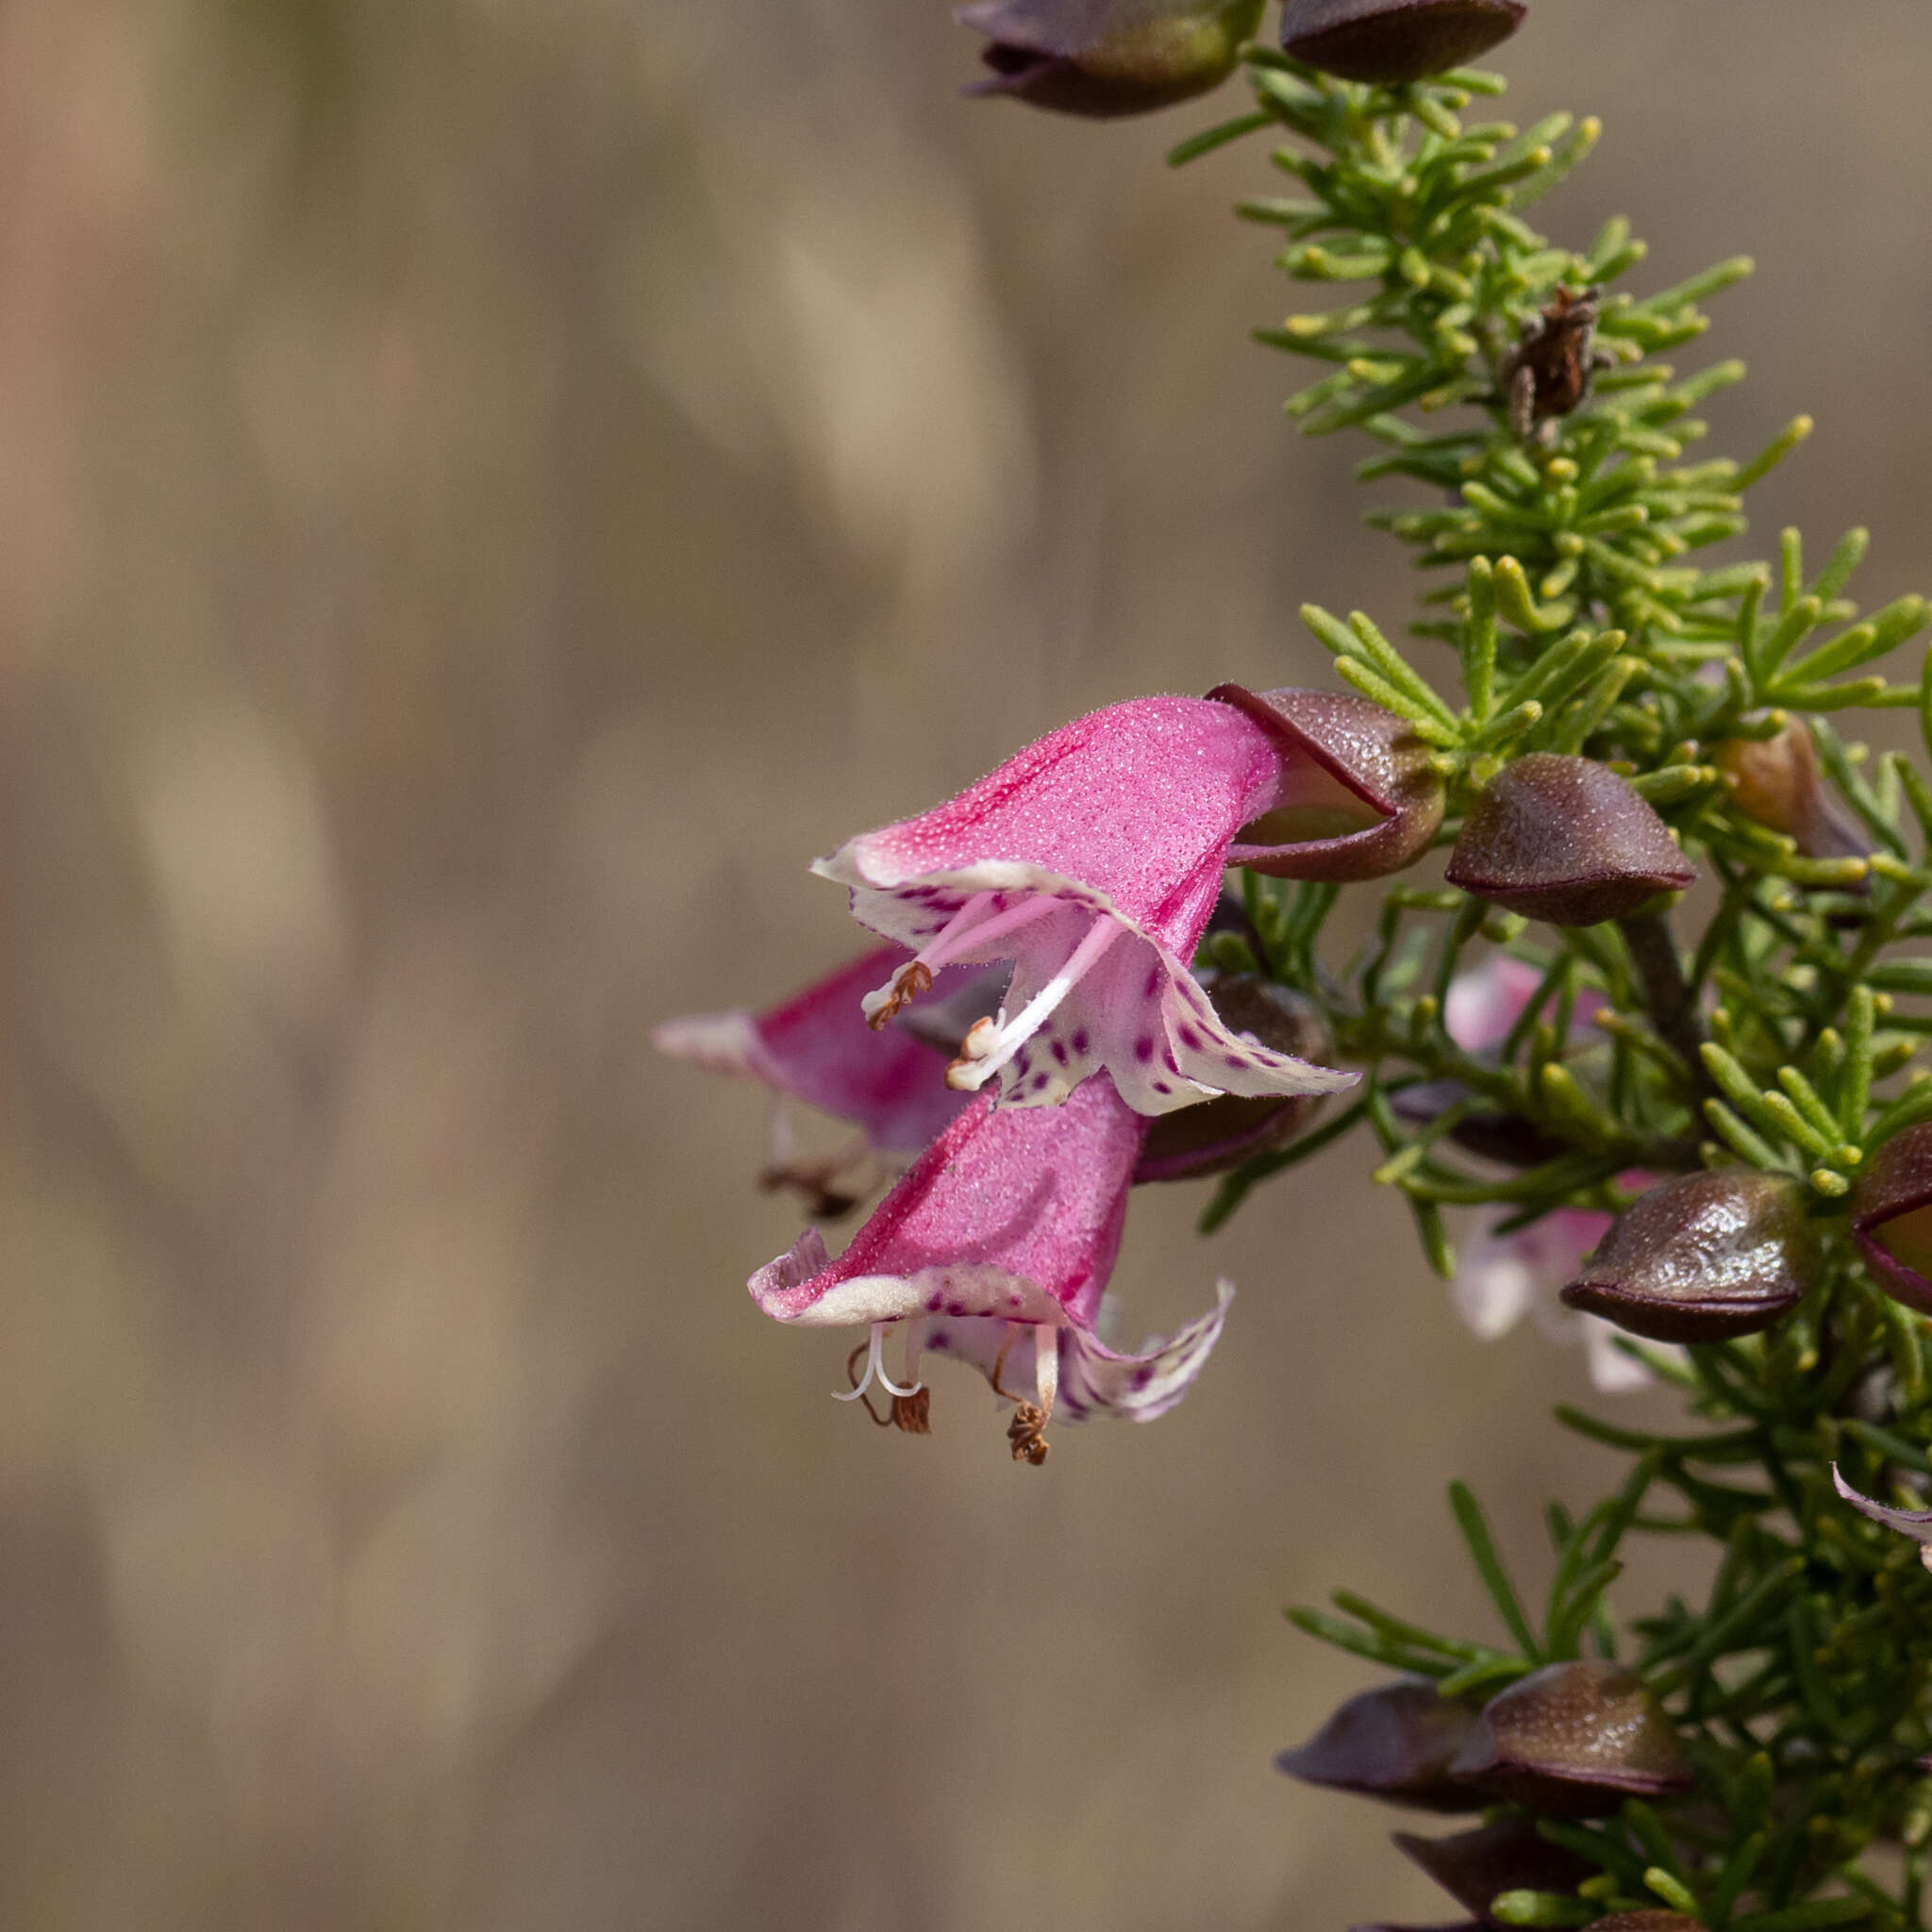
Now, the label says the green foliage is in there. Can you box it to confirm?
[1172,48,1932,1932]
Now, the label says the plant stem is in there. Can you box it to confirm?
[1620,908,1711,1099]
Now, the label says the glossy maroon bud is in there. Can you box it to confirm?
[1853,1124,1932,1317]
[958,0,1263,117]
[1394,1819,1594,1927]
[1714,723,1874,868]
[1448,1661,1694,1818]
[1280,0,1524,84]
[1209,685,1446,882]
[1446,755,1695,927]
[1558,1172,1816,1344]
[1136,976,1332,1180]
[1274,1677,1488,1813]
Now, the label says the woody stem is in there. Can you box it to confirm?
[1617,908,1712,1102]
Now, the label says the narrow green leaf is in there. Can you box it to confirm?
[1448,1480,1541,1659]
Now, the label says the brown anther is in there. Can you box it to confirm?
[1007,1404,1052,1464]
[865,960,933,1030]
[944,1014,1001,1090]
[991,1327,1053,1465]
[844,1344,932,1434]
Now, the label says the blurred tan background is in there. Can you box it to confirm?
[2,1,1928,1925]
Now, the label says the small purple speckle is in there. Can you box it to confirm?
[1134,1037,1155,1062]
[946,1300,970,1317]
[1132,1365,1154,1391]
[1223,1053,1247,1069]
[925,1291,943,1311]
[1144,966,1162,998]
[1030,1072,1050,1091]
[1072,1030,1090,1055]
[1152,1080,1172,1095]
[1177,1026,1202,1050]
[1051,1041,1068,1065]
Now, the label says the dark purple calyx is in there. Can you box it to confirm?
[1210,684,1445,883]
[1853,1123,1932,1317]
[1558,1172,1815,1344]
[1275,1676,1489,1813]
[1281,0,1524,85]
[1448,1660,1694,1818]
[958,0,1262,117]
[1446,754,1695,927]
[1394,1819,1593,1926]
[1135,975,1331,1181]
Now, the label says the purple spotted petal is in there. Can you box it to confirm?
[923,1281,1233,1421]
[815,696,1355,1115]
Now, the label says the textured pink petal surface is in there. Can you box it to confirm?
[921,1278,1233,1422]
[819,696,1280,944]
[749,1074,1144,1329]
[654,944,972,1155]
[813,699,1354,1114]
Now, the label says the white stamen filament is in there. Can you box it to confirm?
[833,1321,924,1403]
[1034,1325,1058,1418]
[921,892,1058,972]
[862,893,1060,1024]
[947,914,1124,1091]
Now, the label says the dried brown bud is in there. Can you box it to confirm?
[1393,1819,1593,1926]
[1446,755,1695,926]
[1281,0,1524,83]
[1714,722,1874,866]
[1448,1661,1694,1817]
[1558,1173,1816,1344]
[958,0,1263,117]
[1275,1677,1488,1813]
[1136,976,1332,1180]
[1209,684,1447,882]
[1853,1123,1932,1316]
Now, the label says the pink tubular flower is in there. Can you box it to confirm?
[750,1073,1233,1455]
[654,944,1008,1212]
[1451,1205,1656,1396]
[815,695,1358,1116]
[1441,954,1674,1394]
[655,943,977,1155]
